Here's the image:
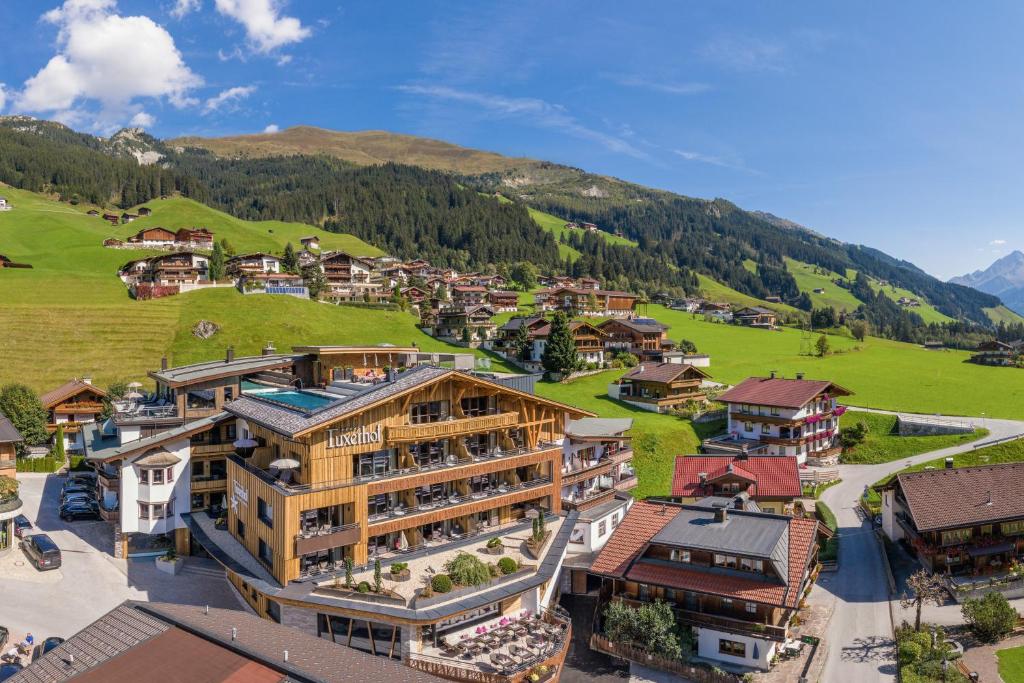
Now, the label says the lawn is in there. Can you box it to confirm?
[998,644,1024,683]
[838,411,987,464]
[785,258,863,313]
[527,207,637,263]
[0,185,506,391]
[533,370,723,499]
[872,436,1024,490]
[869,279,952,325]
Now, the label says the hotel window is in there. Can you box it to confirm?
[761,423,771,434]
[223,386,234,401]
[941,528,972,546]
[598,520,607,537]
[410,400,448,424]
[744,422,753,432]
[236,518,246,540]
[740,404,751,414]
[139,469,148,485]
[670,549,691,563]
[465,433,496,458]
[638,584,650,601]
[257,498,273,528]
[770,406,780,416]
[151,468,164,485]
[740,558,764,573]
[719,639,746,657]
[139,503,150,519]
[721,598,733,609]
[225,424,237,440]
[191,493,205,511]
[258,539,272,567]
[1003,520,1024,535]
[191,461,205,478]
[714,554,737,569]
[746,602,758,614]
[460,395,496,417]
[357,449,397,478]
[611,512,620,529]
[981,525,993,536]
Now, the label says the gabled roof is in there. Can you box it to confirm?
[892,462,1024,532]
[734,306,776,316]
[599,318,669,334]
[717,376,852,408]
[566,417,633,439]
[39,379,107,408]
[498,316,547,332]
[622,362,710,384]
[0,410,23,444]
[672,455,802,498]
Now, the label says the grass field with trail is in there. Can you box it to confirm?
[785,258,863,312]
[838,411,987,464]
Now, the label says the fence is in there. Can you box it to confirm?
[694,407,728,424]
[799,468,839,484]
[973,432,1024,449]
[589,634,741,683]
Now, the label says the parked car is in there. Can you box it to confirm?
[59,501,100,521]
[12,515,32,539]
[0,663,23,681]
[61,484,93,497]
[60,491,94,506]
[31,637,65,661]
[20,534,61,571]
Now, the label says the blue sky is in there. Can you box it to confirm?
[1,0,1021,279]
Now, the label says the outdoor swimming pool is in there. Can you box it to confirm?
[242,383,336,411]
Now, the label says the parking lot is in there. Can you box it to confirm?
[4,473,244,651]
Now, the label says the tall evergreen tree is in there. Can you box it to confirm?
[512,322,532,361]
[281,242,299,273]
[209,241,225,281]
[542,311,582,376]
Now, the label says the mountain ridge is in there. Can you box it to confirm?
[951,250,1024,315]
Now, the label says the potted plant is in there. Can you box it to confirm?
[485,536,505,555]
[390,561,411,582]
[155,548,184,576]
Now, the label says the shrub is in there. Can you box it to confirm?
[488,562,500,577]
[356,581,371,593]
[390,561,408,574]
[486,537,502,549]
[962,591,1019,643]
[898,640,923,666]
[816,501,838,533]
[444,552,491,587]
[602,599,682,661]
[497,557,518,575]
[431,574,453,594]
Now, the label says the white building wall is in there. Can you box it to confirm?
[882,489,903,541]
[696,627,775,671]
[119,438,191,535]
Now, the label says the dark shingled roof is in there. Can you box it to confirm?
[599,318,669,334]
[11,601,442,683]
[0,410,23,443]
[717,376,852,409]
[622,362,710,384]
[894,462,1024,532]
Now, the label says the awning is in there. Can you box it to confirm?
[966,542,1014,558]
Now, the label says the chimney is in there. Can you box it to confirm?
[82,375,92,385]
[283,650,289,663]
[733,495,744,510]
[262,341,276,357]
[769,370,777,379]
[714,507,728,523]
[231,627,237,641]
[945,457,954,469]
[796,372,805,380]
[738,445,749,460]
[226,346,235,364]
[698,472,708,483]
[161,356,168,371]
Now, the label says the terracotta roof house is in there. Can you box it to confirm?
[589,500,820,672]
[495,316,606,369]
[40,378,107,454]
[450,284,489,308]
[12,600,443,683]
[881,461,1024,587]
[610,362,710,413]
[176,227,214,247]
[672,455,802,516]
[704,374,852,465]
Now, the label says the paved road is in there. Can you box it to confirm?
[815,410,1024,683]
[5,473,243,647]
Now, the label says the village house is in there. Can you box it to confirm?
[561,418,636,515]
[733,306,778,330]
[0,196,7,210]
[40,378,108,454]
[121,212,140,223]
[970,339,1024,367]
[118,252,212,299]
[320,251,383,302]
[300,235,321,251]
[897,296,922,307]
[137,206,152,216]
[297,248,320,268]
[496,316,606,369]
[0,254,31,269]
[433,305,498,346]
[451,285,489,309]
[671,454,803,516]
[127,226,177,248]
[598,318,672,361]
[881,461,1024,599]
[226,252,283,277]
[102,212,121,225]
[488,290,519,313]
[609,362,710,413]
[704,374,852,465]
[175,227,215,248]
[238,272,308,299]
[400,285,430,305]
[534,286,638,318]
[661,351,712,367]
[699,301,733,322]
[588,499,820,672]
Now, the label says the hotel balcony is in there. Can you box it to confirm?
[387,412,518,443]
[561,459,615,488]
[295,521,361,559]
[113,402,182,426]
[190,473,228,494]
[612,468,637,492]
[562,480,616,512]
[613,595,788,641]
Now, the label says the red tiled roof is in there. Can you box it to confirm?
[590,501,682,576]
[39,379,107,408]
[453,285,487,292]
[717,376,853,408]
[895,463,1024,532]
[627,562,792,607]
[672,456,802,498]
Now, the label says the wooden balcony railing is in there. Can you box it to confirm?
[388,412,518,443]
[295,522,361,556]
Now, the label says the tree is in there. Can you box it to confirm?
[461,327,472,343]
[281,242,299,273]
[602,600,683,661]
[0,384,48,450]
[676,339,698,354]
[343,557,354,588]
[849,319,869,342]
[444,552,491,587]
[900,570,946,632]
[373,558,383,593]
[815,333,831,357]
[962,591,1018,643]
[512,321,532,361]
[509,261,538,291]
[209,241,225,282]
[541,311,582,376]
[219,237,236,257]
[100,380,130,420]
[301,264,327,300]
[52,424,66,462]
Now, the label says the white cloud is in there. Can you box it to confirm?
[396,84,646,159]
[0,84,6,113]
[202,85,255,114]
[609,75,711,95]
[262,123,280,133]
[698,34,787,72]
[170,0,200,18]
[674,148,761,175]
[214,0,311,54]
[15,0,201,131]
[990,239,1007,246]
[130,110,155,127]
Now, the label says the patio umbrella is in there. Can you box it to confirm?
[233,437,258,458]
[127,381,143,389]
[269,458,300,470]
[125,391,143,400]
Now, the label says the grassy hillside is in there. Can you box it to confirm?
[785,258,862,312]
[526,207,636,262]
[696,274,801,316]
[171,126,536,175]
[868,279,953,324]
[984,305,1024,326]
[0,185,502,391]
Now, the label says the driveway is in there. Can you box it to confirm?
[814,410,1024,683]
[4,473,244,648]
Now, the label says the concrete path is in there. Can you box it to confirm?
[814,410,1024,682]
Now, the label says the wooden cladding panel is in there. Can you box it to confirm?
[282,485,367,579]
[366,448,560,496]
[367,487,552,536]
[226,459,292,585]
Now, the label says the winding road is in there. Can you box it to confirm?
[815,409,1024,682]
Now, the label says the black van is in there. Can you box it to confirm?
[20,534,61,571]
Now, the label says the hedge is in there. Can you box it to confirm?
[16,456,61,473]
[816,500,838,533]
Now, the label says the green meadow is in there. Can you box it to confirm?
[838,411,986,464]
